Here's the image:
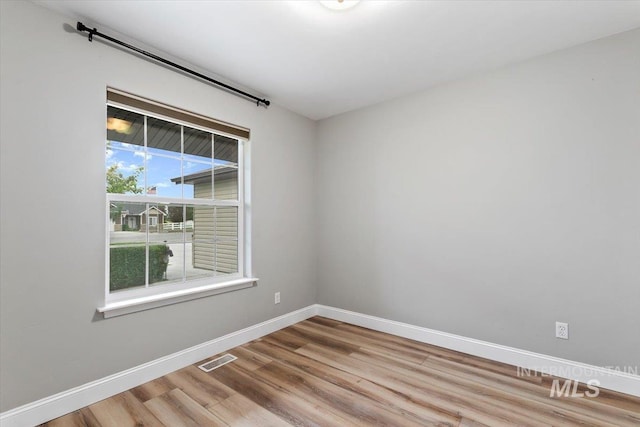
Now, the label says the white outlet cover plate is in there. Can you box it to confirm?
[556,321,569,339]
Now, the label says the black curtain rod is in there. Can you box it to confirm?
[76,22,270,107]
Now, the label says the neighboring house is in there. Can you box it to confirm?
[110,203,165,232]
[171,166,238,274]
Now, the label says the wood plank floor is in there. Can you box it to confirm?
[42,317,640,426]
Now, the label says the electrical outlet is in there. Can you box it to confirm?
[274,292,280,304]
[556,322,569,340]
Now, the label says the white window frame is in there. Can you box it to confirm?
[99,100,257,318]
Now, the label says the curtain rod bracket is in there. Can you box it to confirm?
[77,22,96,42]
[75,21,270,108]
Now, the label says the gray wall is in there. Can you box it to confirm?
[316,29,640,369]
[0,1,316,411]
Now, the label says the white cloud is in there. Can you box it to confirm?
[112,161,142,173]
[133,151,152,161]
[105,150,143,174]
[184,161,207,171]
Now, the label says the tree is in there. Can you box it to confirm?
[167,206,194,223]
[106,164,143,194]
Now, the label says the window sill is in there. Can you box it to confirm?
[98,277,258,318]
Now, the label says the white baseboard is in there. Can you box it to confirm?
[0,305,318,427]
[316,305,640,398]
[3,304,638,426]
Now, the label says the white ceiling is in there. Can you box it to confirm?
[37,1,640,120]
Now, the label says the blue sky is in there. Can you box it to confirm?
[106,141,213,198]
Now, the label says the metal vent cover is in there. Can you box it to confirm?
[198,353,237,372]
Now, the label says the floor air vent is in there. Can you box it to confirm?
[198,353,237,372]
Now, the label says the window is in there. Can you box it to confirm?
[101,89,255,317]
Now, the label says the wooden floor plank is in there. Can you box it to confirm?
[144,389,226,427]
[130,376,174,402]
[42,411,89,427]
[39,316,640,427]
[458,417,491,427]
[540,374,640,414]
[84,391,164,427]
[423,352,640,426]
[165,365,235,407]
[228,345,272,371]
[336,321,469,361]
[283,324,361,355]
[76,408,102,427]
[247,338,460,426]
[207,394,290,427]
[352,347,621,426]
[255,357,429,426]
[296,320,430,364]
[296,342,557,427]
[262,329,309,350]
[208,363,359,426]
[304,316,343,328]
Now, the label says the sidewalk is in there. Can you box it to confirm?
[164,242,214,282]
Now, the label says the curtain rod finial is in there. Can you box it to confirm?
[76,22,96,41]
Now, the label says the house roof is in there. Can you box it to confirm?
[113,203,165,217]
[171,165,237,185]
